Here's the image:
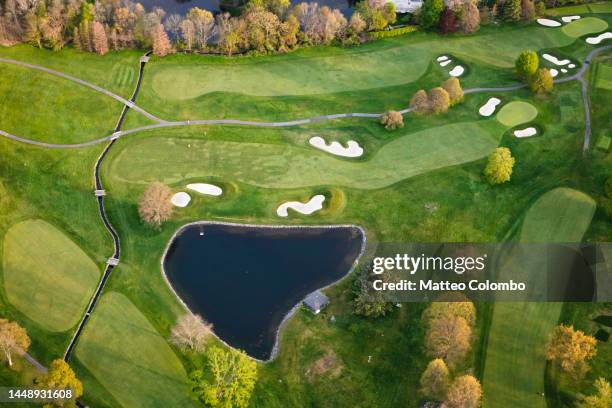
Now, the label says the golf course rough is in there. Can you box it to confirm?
[2,219,99,332]
[110,121,504,190]
[75,292,190,408]
[496,101,538,127]
[562,17,609,38]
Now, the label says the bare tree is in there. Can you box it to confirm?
[164,13,182,41]
[138,182,174,228]
[170,314,212,352]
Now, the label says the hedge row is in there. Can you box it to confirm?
[369,26,418,39]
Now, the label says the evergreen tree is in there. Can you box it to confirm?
[420,0,445,29]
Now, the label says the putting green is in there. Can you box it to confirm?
[596,64,612,90]
[110,121,504,190]
[562,17,608,38]
[496,101,538,127]
[2,219,99,332]
[76,292,190,408]
[483,188,595,408]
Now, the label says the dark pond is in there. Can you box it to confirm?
[140,0,354,16]
[163,223,364,360]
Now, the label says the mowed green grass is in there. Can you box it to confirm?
[496,101,538,127]
[483,188,596,408]
[146,24,572,99]
[76,292,191,408]
[0,63,121,144]
[595,63,612,90]
[562,17,609,38]
[109,120,503,189]
[2,219,99,332]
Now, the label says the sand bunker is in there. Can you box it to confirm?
[277,195,325,217]
[171,192,191,207]
[186,183,223,196]
[309,137,364,158]
[479,97,502,117]
[586,32,612,44]
[561,68,568,73]
[437,56,449,62]
[550,68,559,77]
[514,127,538,138]
[542,53,570,66]
[562,16,581,23]
[449,66,465,77]
[537,18,562,27]
[568,63,576,68]
[440,60,452,67]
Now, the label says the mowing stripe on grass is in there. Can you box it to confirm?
[2,219,100,332]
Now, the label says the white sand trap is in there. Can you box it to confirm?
[171,192,191,207]
[586,32,612,44]
[561,16,581,23]
[440,60,452,67]
[449,66,465,77]
[514,127,537,138]
[568,63,576,68]
[437,55,449,62]
[276,195,325,217]
[550,68,559,77]
[537,18,561,27]
[186,183,223,196]
[479,97,501,117]
[309,136,364,158]
[542,53,570,66]
[561,68,568,73]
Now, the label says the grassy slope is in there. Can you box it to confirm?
[2,219,100,332]
[482,188,596,408]
[75,292,191,408]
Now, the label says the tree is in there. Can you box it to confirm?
[484,147,515,185]
[425,316,471,366]
[459,0,480,33]
[420,358,450,400]
[420,0,445,29]
[153,23,172,56]
[189,347,257,408]
[170,314,212,352]
[441,77,464,106]
[445,375,482,408]
[438,7,457,34]
[504,0,522,22]
[380,110,404,130]
[535,1,546,17]
[36,359,83,406]
[521,0,536,21]
[423,300,476,327]
[410,89,429,114]
[515,50,539,80]
[428,87,450,114]
[186,8,215,50]
[92,21,108,55]
[547,324,597,379]
[580,378,611,408]
[138,182,174,228]
[529,68,553,94]
[0,319,30,367]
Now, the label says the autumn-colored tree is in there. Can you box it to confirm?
[504,0,522,22]
[410,89,430,114]
[515,50,539,80]
[279,15,300,50]
[380,110,404,130]
[547,324,597,379]
[438,7,457,33]
[186,7,215,50]
[423,300,476,327]
[138,182,174,227]
[92,21,108,55]
[153,24,172,56]
[484,147,515,185]
[428,87,450,114]
[420,358,450,400]
[445,375,482,408]
[0,319,30,367]
[36,359,83,406]
[580,377,611,408]
[425,316,471,366]
[350,12,367,34]
[459,0,480,33]
[441,77,464,106]
[535,1,546,17]
[521,0,536,21]
[189,347,257,408]
[170,314,212,352]
[529,68,553,94]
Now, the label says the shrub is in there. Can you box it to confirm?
[369,25,418,39]
[380,110,404,130]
